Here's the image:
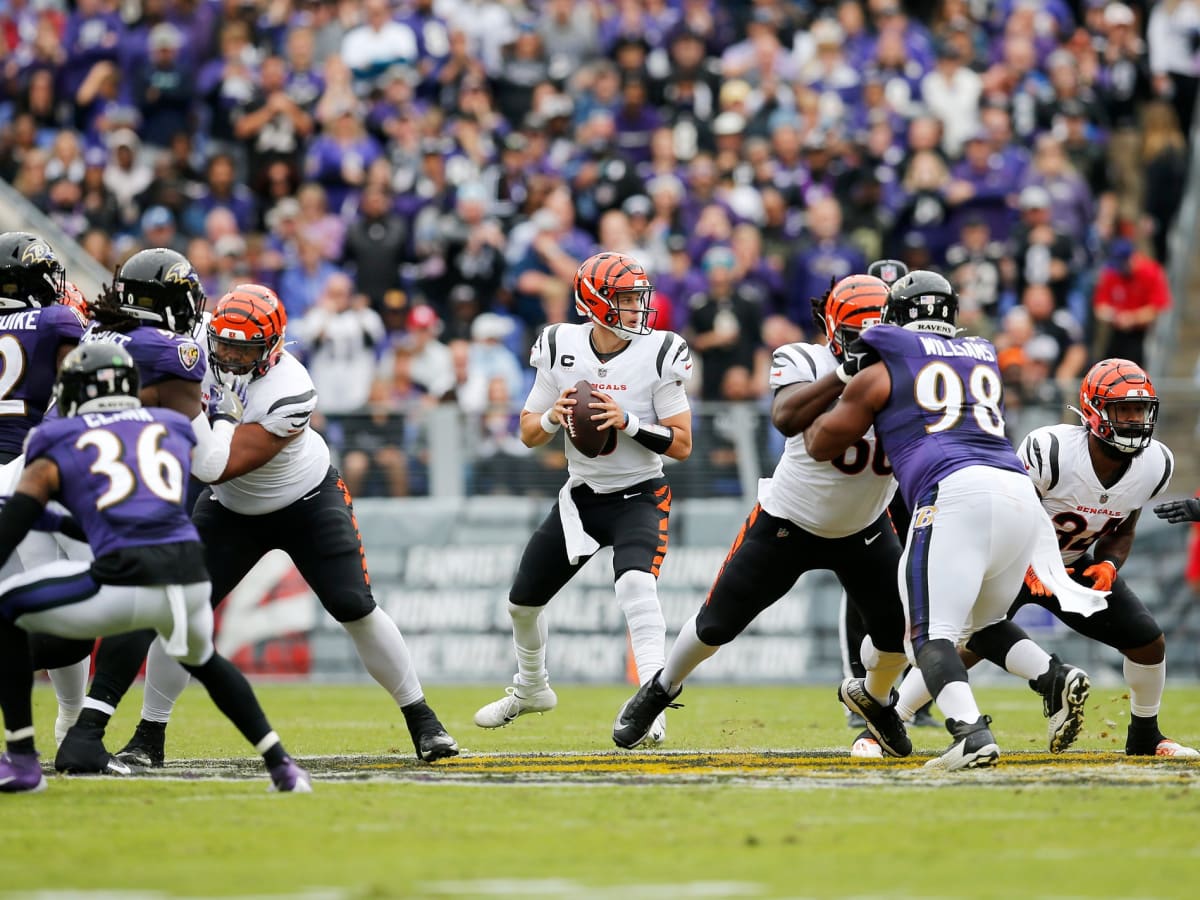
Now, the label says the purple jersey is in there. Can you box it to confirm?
[81,323,206,387]
[862,325,1025,509]
[0,305,86,458]
[26,407,200,559]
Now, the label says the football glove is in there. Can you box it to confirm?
[1078,560,1117,592]
[835,336,881,384]
[1153,498,1200,524]
[208,382,245,426]
[1023,565,1051,597]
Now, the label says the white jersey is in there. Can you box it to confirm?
[203,351,330,515]
[1019,424,1174,565]
[757,341,897,538]
[523,323,691,493]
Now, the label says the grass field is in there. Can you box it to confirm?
[3,681,1200,899]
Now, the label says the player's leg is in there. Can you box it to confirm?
[609,481,672,687]
[831,523,912,758]
[901,476,999,770]
[613,504,807,749]
[839,592,868,730]
[113,489,269,769]
[1027,563,1194,757]
[475,497,588,728]
[286,468,457,761]
[0,614,45,791]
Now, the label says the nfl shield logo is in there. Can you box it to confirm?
[598,367,607,377]
[879,263,898,283]
[177,342,201,371]
[1099,493,1108,505]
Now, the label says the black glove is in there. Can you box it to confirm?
[809,275,837,335]
[835,336,881,384]
[1153,498,1200,524]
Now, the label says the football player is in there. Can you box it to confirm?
[804,271,1102,770]
[474,251,692,742]
[0,232,98,757]
[0,343,309,792]
[53,247,211,775]
[109,284,458,768]
[614,274,916,755]
[892,359,1197,757]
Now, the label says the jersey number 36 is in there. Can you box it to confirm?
[76,424,184,510]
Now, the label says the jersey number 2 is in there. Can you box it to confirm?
[76,424,184,510]
[0,334,29,417]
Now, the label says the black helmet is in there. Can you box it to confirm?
[109,248,204,333]
[867,258,908,288]
[0,231,66,310]
[882,270,958,336]
[54,341,142,417]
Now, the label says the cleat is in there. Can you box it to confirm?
[1036,656,1090,753]
[837,677,912,758]
[850,730,883,759]
[0,751,47,793]
[613,670,682,750]
[402,701,460,761]
[1126,736,1200,759]
[474,678,557,728]
[647,712,667,745]
[909,702,941,729]
[55,726,131,776]
[846,711,867,729]
[115,720,166,769]
[925,716,1000,771]
[268,756,312,793]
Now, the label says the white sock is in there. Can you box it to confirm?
[1124,657,1165,718]
[141,638,192,723]
[934,681,982,726]
[660,614,718,693]
[615,570,666,685]
[508,602,548,690]
[895,668,932,721]
[48,658,89,745]
[1003,639,1052,681]
[342,606,424,708]
[860,636,907,706]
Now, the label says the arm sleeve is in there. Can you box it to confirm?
[190,412,236,483]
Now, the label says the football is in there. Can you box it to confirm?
[563,380,616,458]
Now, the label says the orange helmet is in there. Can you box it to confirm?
[1074,358,1158,455]
[208,284,287,379]
[573,251,655,340]
[824,274,888,359]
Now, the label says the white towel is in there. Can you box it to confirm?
[559,476,600,565]
[163,584,191,657]
[1029,514,1109,617]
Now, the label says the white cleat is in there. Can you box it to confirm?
[1152,738,1200,759]
[474,680,557,728]
[851,733,884,759]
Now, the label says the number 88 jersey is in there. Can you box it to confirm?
[1018,423,1174,565]
[761,341,897,538]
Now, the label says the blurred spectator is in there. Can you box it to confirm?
[1021,283,1087,385]
[188,153,257,236]
[785,195,866,330]
[466,312,524,410]
[137,23,192,149]
[278,238,339,320]
[1098,1,1156,220]
[689,245,767,401]
[945,215,1005,331]
[296,182,346,261]
[341,0,418,87]
[1092,238,1172,366]
[103,129,153,227]
[295,273,385,416]
[397,304,454,398]
[1140,101,1190,264]
[342,340,424,499]
[509,188,594,329]
[341,185,409,310]
[1021,134,1094,244]
[1058,100,1117,242]
[921,41,982,157]
[1008,185,1077,309]
[140,205,187,255]
[234,55,314,192]
[1147,0,1200,137]
[427,181,507,313]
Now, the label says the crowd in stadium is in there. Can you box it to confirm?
[1,0,1197,496]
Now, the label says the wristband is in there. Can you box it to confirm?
[622,411,640,435]
[629,421,674,454]
[540,408,561,433]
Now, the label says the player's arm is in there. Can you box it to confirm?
[804,364,891,461]
[0,459,60,569]
[1076,509,1141,591]
[209,424,302,483]
[1154,496,1200,524]
[520,385,577,449]
[143,378,203,419]
[771,373,844,437]
[591,391,693,461]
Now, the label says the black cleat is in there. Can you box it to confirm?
[837,677,912,758]
[55,725,131,776]
[613,669,682,750]
[1033,655,1090,753]
[925,716,1000,771]
[404,702,459,762]
[115,720,167,769]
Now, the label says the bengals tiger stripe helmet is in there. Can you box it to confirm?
[208,284,287,379]
[1073,358,1159,455]
[573,251,656,340]
[824,274,888,360]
